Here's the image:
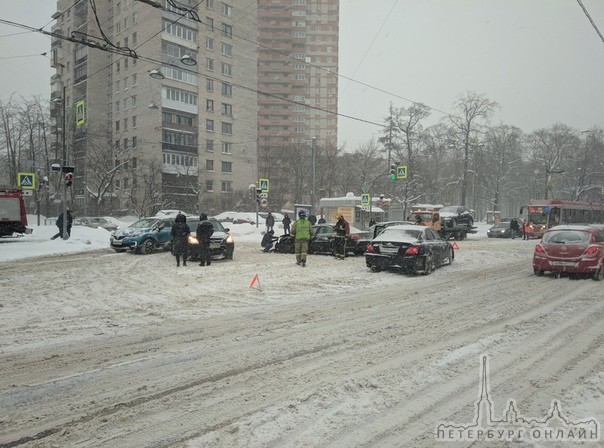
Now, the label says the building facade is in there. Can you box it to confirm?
[50,0,258,216]
[257,0,339,210]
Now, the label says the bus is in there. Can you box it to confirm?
[0,187,32,237]
[520,199,604,239]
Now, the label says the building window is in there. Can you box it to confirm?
[221,62,232,77]
[205,179,213,192]
[221,103,232,116]
[162,20,198,42]
[206,58,214,71]
[123,138,129,149]
[206,159,214,171]
[132,136,137,147]
[221,161,232,173]
[222,3,232,16]
[206,17,214,31]
[123,118,128,130]
[221,82,232,96]
[221,122,232,135]
[221,180,232,193]
[206,99,214,112]
[205,37,214,50]
[115,120,120,132]
[221,42,232,57]
[132,115,137,127]
[221,23,232,38]
[206,139,214,152]
[221,142,232,154]
[163,87,198,105]
[206,119,214,132]
[206,78,214,92]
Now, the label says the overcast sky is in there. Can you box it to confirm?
[1,0,603,150]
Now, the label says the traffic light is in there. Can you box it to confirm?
[389,164,396,181]
[65,172,73,187]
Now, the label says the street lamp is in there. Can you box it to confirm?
[311,137,317,212]
[52,86,69,240]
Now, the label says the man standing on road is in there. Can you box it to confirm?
[291,210,311,267]
[333,214,350,259]
[196,213,214,266]
[171,213,191,267]
[510,218,520,240]
[50,209,73,240]
[282,213,291,235]
[265,212,275,233]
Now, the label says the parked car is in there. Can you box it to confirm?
[487,222,522,238]
[365,224,454,275]
[74,216,119,231]
[439,205,474,228]
[532,225,604,280]
[273,224,369,256]
[186,218,234,261]
[110,217,175,254]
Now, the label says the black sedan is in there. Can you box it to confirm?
[273,224,370,256]
[186,218,234,261]
[487,222,522,238]
[365,224,454,275]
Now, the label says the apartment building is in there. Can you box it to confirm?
[257,0,339,209]
[50,0,258,215]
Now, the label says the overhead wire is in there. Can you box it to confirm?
[576,0,604,46]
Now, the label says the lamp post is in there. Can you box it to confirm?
[52,86,69,240]
[311,137,317,213]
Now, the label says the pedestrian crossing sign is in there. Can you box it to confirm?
[361,193,370,206]
[259,178,269,193]
[397,166,408,179]
[18,172,36,190]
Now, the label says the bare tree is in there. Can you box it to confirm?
[126,160,170,217]
[448,91,498,205]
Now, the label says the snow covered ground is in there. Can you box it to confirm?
[0,218,602,447]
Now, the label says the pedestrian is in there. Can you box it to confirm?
[261,229,277,252]
[196,213,214,266]
[317,215,326,224]
[510,218,520,240]
[50,208,73,240]
[333,214,350,259]
[171,213,191,267]
[368,217,376,227]
[265,212,275,233]
[291,210,312,267]
[282,213,291,235]
[522,219,530,240]
[309,214,317,225]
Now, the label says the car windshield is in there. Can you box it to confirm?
[543,230,590,244]
[130,218,158,229]
[379,228,422,241]
[491,223,509,229]
[439,206,459,214]
[187,219,226,233]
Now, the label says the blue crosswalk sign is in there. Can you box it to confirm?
[18,172,36,189]
[259,178,269,193]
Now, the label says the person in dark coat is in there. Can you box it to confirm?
[261,229,278,252]
[333,214,350,259]
[282,213,291,235]
[317,215,326,224]
[368,217,376,227]
[51,209,73,240]
[265,212,275,232]
[308,214,317,225]
[196,213,214,266]
[171,213,191,267]
[510,218,520,240]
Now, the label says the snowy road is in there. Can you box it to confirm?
[0,237,602,447]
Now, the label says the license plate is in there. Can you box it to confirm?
[381,247,399,254]
[551,261,576,267]
[112,240,122,246]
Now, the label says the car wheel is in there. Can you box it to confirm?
[593,264,604,281]
[225,249,234,260]
[369,265,382,272]
[534,268,544,277]
[140,238,155,255]
[445,247,454,265]
[423,255,433,275]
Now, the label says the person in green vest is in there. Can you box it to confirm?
[291,210,312,267]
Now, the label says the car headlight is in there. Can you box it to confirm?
[188,235,200,245]
[226,234,234,244]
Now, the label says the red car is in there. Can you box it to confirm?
[533,225,604,280]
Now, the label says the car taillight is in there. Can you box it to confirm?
[405,246,419,255]
[366,244,375,253]
[350,234,360,240]
[584,245,599,256]
[535,244,545,253]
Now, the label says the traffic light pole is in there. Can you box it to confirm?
[61,86,68,240]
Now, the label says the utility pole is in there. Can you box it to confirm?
[311,137,317,212]
[61,85,68,240]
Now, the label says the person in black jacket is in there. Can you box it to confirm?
[282,214,291,235]
[171,213,191,267]
[265,212,275,232]
[196,213,214,266]
[50,209,73,240]
[261,230,278,252]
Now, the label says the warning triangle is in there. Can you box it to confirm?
[452,242,459,250]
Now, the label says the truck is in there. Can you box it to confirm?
[409,209,477,240]
[0,187,32,237]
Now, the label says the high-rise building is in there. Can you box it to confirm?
[50,0,258,216]
[257,0,339,209]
